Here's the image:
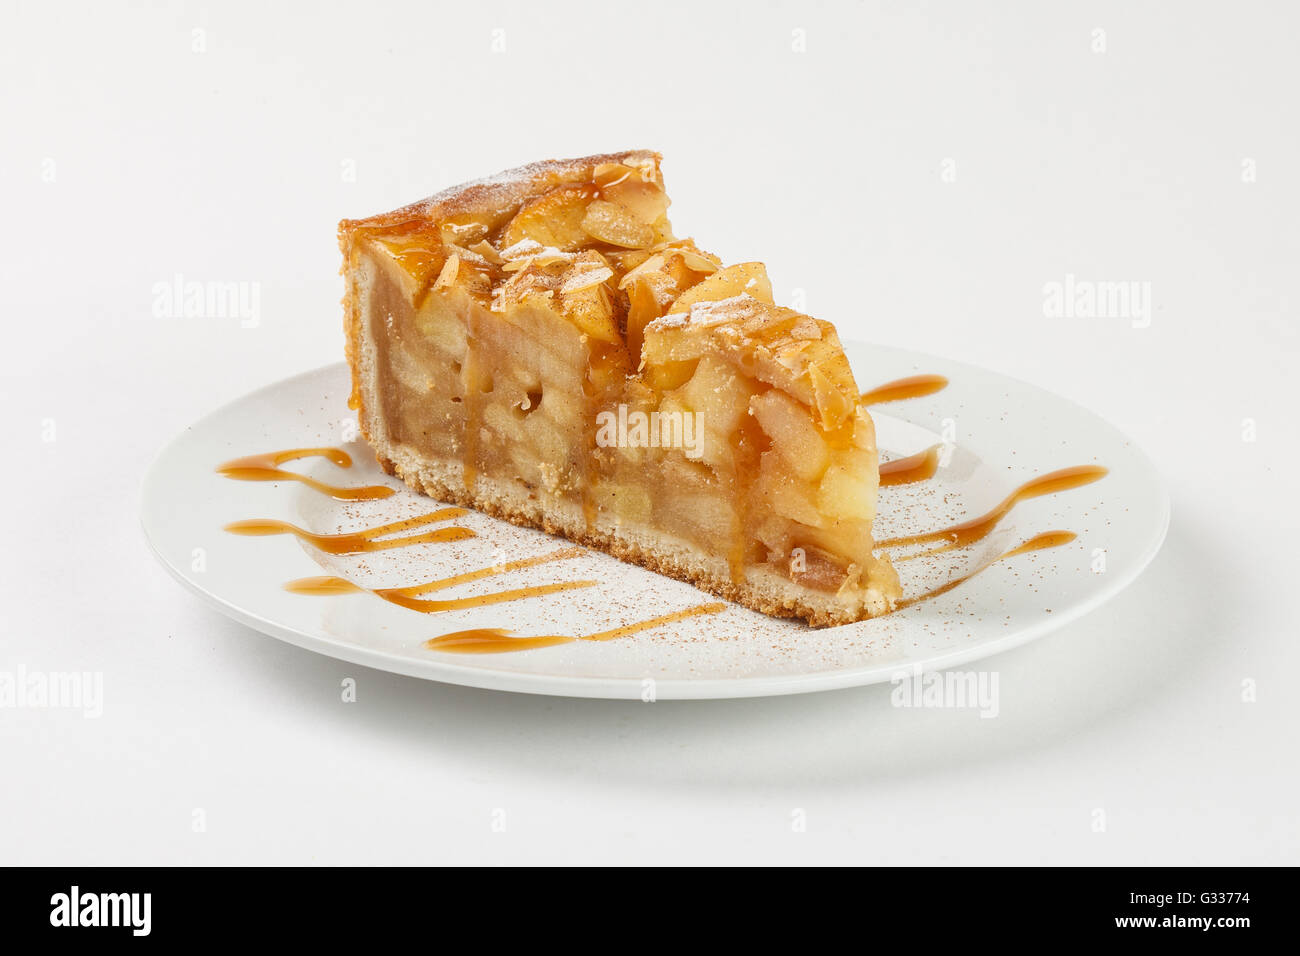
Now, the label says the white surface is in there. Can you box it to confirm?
[141,355,1167,698]
[2,1,1296,863]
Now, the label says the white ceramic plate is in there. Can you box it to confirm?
[141,346,1168,699]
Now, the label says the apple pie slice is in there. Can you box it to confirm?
[338,150,900,625]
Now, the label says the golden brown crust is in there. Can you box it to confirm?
[338,239,364,413]
[338,150,661,239]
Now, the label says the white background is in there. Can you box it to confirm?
[3,1,1297,864]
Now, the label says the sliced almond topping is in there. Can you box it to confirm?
[626,155,662,185]
[499,238,545,260]
[470,239,503,265]
[687,295,761,329]
[499,239,575,272]
[491,266,557,312]
[561,263,615,295]
[443,241,492,268]
[432,253,461,291]
[674,249,721,274]
[620,258,682,311]
[618,253,667,290]
[593,162,633,189]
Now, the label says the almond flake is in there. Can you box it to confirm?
[561,265,615,295]
[432,254,460,291]
[676,250,720,274]
[444,242,491,267]
[470,239,503,265]
[593,163,633,189]
[499,238,545,260]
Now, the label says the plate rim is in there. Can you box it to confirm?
[140,347,1171,700]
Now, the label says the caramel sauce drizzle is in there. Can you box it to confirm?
[424,602,728,654]
[285,547,594,612]
[284,576,360,595]
[859,374,949,406]
[225,508,473,555]
[393,545,584,597]
[217,447,395,501]
[381,580,596,613]
[895,531,1077,610]
[879,465,1107,559]
[878,445,941,487]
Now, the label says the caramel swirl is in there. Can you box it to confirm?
[425,602,728,654]
[879,445,942,487]
[880,465,1107,559]
[217,447,394,501]
[284,547,593,611]
[896,531,1077,610]
[859,374,949,406]
[225,508,472,555]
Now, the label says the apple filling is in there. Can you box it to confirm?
[341,152,899,623]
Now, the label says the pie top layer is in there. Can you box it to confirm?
[338,149,860,431]
[340,149,661,238]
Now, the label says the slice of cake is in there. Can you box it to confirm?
[338,150,900,625]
